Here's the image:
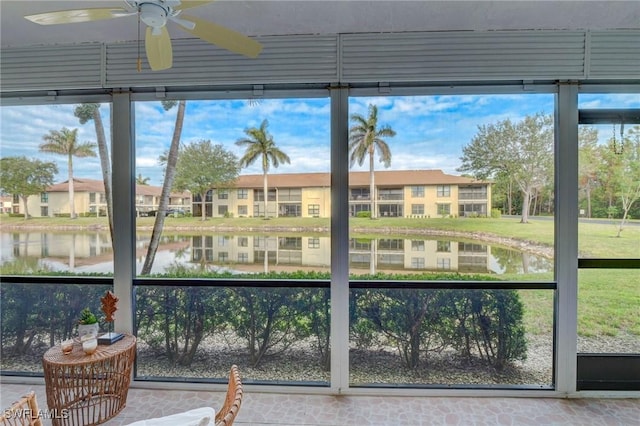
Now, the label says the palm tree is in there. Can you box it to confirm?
[235,119,290,218]
[349,104,396,219]
[141,100,186,275]
[136,174,151,185]
[39,127,97,219]
[75,103,114,243]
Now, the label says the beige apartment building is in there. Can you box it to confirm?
[194,169,491,219]
[15,178,191,218]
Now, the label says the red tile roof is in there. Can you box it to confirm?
[46,178,190,197]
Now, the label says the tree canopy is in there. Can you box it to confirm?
[0,156,58,219]
[173,140,240,221]
[459,113,553,223]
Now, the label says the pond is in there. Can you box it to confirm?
[0,231,553,276]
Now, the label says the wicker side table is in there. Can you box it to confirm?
[42,334,136,426]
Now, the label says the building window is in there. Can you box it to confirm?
[459,185,487,200]
[411,186,424,197]
[437,203,451,216]
[254,189,276,201]
[218,205,228,216]
[411,204,424,215]
[218,252,229,262]
[238,205,248,216]
[308,237,320,249]
[237,237,248,247]
[459,203,488,217]
[237,189,248,199]
[378,188,403,200]
[280,204,301,217]
[437,258,451,269]
[218,236,229,246]
[437,241,451,252]
[437,185,451,197]
[218,190,228,200]
[40,206,48,217]
[411,257,425,268]
[278,188,301,201]
[40,192,48,203]
[351,188,370,200]
[12,194,19,204]
[89,192,96,203]
[308,204,320,216]
[411,240,425,251]
[238,252,248,263]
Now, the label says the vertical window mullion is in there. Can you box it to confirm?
[330,86,350,392]
[555,82,579,394]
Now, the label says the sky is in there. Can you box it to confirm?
[1,92,638,187]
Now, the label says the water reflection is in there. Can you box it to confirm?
[1,231,552,276]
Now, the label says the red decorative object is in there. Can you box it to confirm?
[101,291,119,323]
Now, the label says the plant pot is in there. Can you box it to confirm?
[78,323,99,339]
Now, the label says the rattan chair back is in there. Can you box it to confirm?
[0,391,43,426]
[214,365,243,426]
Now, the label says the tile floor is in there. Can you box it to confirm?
[1,382,639,425]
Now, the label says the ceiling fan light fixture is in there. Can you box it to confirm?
[139,3,167,28]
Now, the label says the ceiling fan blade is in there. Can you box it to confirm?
[25,8,132,25]
[175,1,215,11]
[177,14,262,58]
[145,26,173,71]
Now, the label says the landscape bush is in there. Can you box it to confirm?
[1,271,527,373]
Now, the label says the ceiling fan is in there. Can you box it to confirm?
[24,0,263,71]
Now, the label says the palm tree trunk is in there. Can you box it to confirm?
[369,147,376,219]
[92,109,114,243]
[142,100,186,275]
[263,170,268,218]
[68,153,76,219]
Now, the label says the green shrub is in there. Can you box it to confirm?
[491,208,502,218]
[356,211,371,218]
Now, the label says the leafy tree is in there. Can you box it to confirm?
[136,174,150,185]
[173,140,240,221]
[74,103,113,241]
[0,157,58,219]
[610,125,640,236]
[235,119,290,218]
[459,113,553,223]
[578,126,600,218]
[142,100,186,275]
[39,127,97,219]
[348,104,396,219]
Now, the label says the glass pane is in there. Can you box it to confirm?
[0,103,114,275]
[134,98,330,276]
[0,282,112,373]
[347,94,555,280]
[577,95,640,258]
[349,288,554,387]
[577,269,640,354]
[135,285,330,384]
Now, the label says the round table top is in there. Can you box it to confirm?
[43,333,136,366]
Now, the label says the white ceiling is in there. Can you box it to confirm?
[1,0,639,49]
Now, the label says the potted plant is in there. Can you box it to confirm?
[77,307,100,338]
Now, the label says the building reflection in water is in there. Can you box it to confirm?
[2,231,553,276]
